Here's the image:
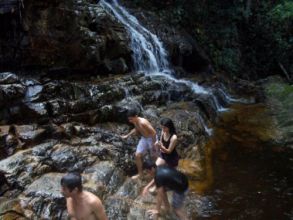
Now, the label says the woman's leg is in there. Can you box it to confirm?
[172,191,188,220]
[174,207,188,220]
[156,157,166,166]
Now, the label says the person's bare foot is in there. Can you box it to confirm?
[131,174,141,180]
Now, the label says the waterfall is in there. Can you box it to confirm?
[100,0,230,134]
[100,0,170,74]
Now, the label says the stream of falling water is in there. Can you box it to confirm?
[100,0,229,115]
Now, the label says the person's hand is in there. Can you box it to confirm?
[155,141,161,148]
[142,187,149,197]
[147,209,159,219]
[120,135,128,139]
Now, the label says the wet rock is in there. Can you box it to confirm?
[46,99,68,117]
[104,178,143,219]
[0,149,39,189]
[0,125,48,146]
[105,196,130,220]
[84,161,125,195]
[103,58,129,74]
[0,72,20,84]
[0,84,26,105]
[61,122,90,138]
[24,80,43,102]
[20,173,67,220]
[32,141,58,158]
[0,197,25,219]
[0,169,11,195]
[50,144,89,172]
[0,140,56,188]
[0,0,132,72]
[24,102,48,118]
[194,94,219,120]
[19,127,47,145]
[68,99,95,114]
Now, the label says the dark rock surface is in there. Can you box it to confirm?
[0,0,132,74]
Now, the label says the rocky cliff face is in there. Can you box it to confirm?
[0,0,132,74]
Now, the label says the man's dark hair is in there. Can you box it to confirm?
[127,108,139,118]
[143,160,157,170]
[60,172,83,192]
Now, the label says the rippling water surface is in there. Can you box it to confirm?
[187,103,293,220]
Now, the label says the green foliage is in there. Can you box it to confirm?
[270,1,293,22]
[265,80,293,124]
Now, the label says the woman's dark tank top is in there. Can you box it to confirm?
[161,133,179,165]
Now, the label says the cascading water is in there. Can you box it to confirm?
[100,0,169,74]
[100,0,229,133]
[100,0,212,96]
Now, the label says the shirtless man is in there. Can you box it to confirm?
[60,173,108,220]
[121,108,157,179]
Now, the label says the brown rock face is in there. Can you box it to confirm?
[0,0,132,74]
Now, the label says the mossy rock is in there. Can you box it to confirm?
[263,76,293,148]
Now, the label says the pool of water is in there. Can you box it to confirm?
[191,103,293,220]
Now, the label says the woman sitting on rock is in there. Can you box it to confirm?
[155,118,180,168]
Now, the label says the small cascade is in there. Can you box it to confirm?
[198,113,213,136]
[122,87,144,111]
[218,87,252,104]
[211,94,228,112]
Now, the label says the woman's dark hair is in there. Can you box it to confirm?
[60,172,83,192]
[8,125,17,135]
[127,108,139,118]
[160,118,177,135]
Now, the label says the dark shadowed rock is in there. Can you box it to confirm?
[103,58,129,75]
[0,0,132,73]
[0,84,25,106]
[0,72,20,84]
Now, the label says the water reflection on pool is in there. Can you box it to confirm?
[184,103,293,220]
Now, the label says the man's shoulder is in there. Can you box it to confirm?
[85,191,102,207]
[139,117,149,123]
